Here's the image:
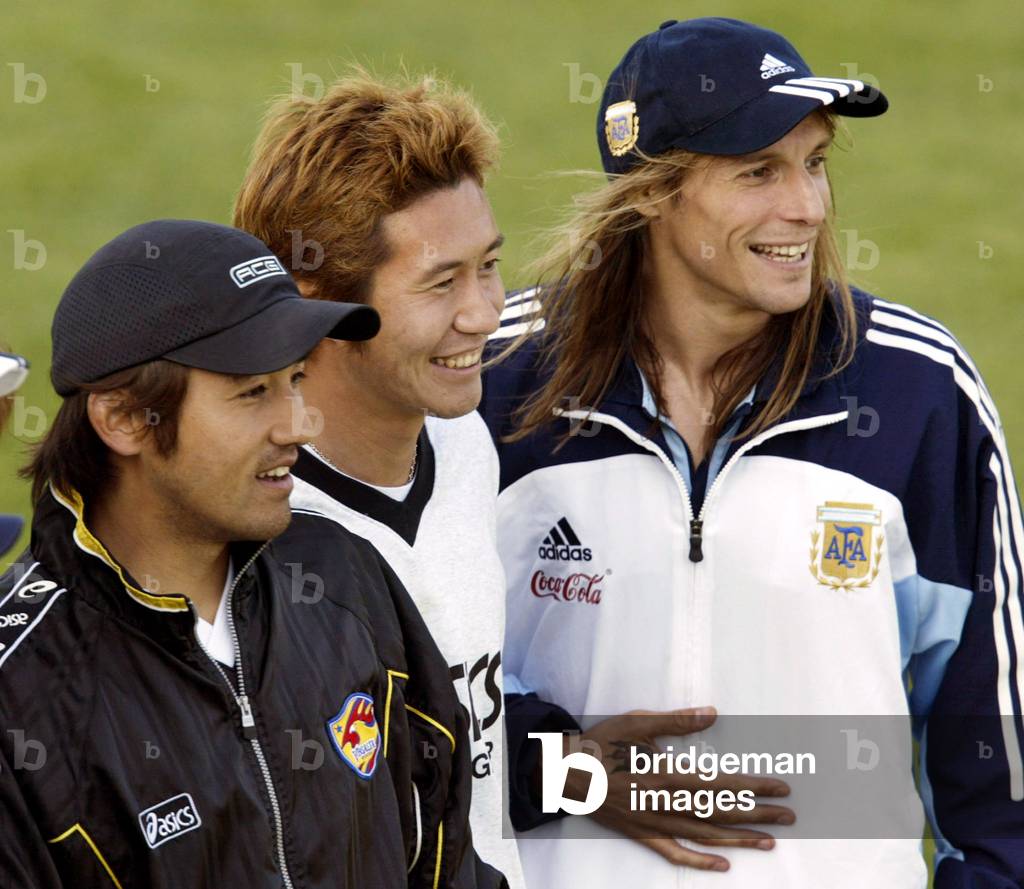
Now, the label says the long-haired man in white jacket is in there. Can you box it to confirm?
[483,16,1024,889]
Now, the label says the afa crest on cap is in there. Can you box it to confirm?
[604,100,639,156]
[327,692,380,779]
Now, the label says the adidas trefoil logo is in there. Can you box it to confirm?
[538,517,592,562]
[760,52,796,79]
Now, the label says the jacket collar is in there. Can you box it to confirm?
[30,485,266,633]
[591,294,853,433]
[293,424,436,547]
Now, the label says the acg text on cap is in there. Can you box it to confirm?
[51,219,380,396]
[598,17,888,174]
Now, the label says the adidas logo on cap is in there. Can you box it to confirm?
[760,52,796,79]
[538,517,592,562]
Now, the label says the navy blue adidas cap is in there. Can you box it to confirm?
[598,17,888,174]
[51,220,380,396]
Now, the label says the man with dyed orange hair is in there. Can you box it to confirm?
[235,71,524,888]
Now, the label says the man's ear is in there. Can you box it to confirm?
[635,182,678,220]
[635,165,697,220]
[295,278,317,298]
[635,191,663,220]
[87,392,151,456]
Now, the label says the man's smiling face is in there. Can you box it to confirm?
[647,113,834,319]
[138,363,309,544]
[347,176,505,422]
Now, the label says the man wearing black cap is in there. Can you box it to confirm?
[484,17,1023,888]
[0,220,506,888]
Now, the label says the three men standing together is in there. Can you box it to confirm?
[1,15,1021,889]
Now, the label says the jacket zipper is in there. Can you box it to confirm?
[554,407,850,561]
[192,542,296,889]
[554,408,695,547]
[690,409,851,559]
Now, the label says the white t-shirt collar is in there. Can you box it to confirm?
[194,561,236,667]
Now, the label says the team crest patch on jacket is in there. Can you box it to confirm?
[809,501,884,590]
[327,692,380,779]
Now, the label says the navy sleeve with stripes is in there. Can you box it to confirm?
[891,320,1024,886]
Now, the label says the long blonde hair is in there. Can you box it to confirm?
[494,112,857,448]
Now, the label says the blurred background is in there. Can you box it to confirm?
[1,0,1020,549]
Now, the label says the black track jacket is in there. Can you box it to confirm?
[0,485,506,889]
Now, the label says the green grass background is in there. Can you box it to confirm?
[0,2,1020,878]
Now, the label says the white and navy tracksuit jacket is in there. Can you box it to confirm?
[481,287,1024,888]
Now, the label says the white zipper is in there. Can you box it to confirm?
[695,409,851,524]
[554,408,703,705]
[192,542,296,889]
[555,409,696,520]
[554,407,850,561]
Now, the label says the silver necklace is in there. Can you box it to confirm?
[308,441,418,485]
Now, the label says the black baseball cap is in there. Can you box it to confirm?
[51,219,380,396]
[598,17,889,174]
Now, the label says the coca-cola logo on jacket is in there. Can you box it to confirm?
[530,570,604,605]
